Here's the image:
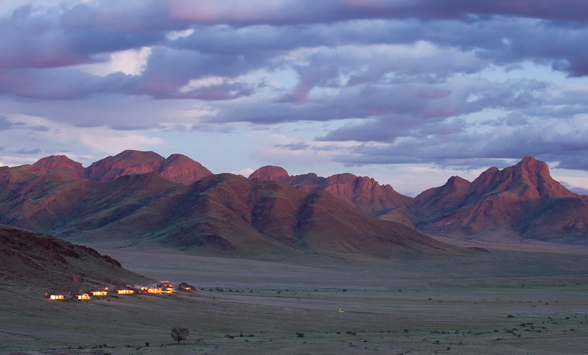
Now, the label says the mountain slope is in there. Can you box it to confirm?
[33,155,85,181]
[249,166,414,224]
[0,166,463,258]
[0,225,148,289]
[31,150,213,185]
[414,157,588,243]
[4,151,588,249]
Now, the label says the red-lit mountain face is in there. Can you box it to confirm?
[413,157,588,243]
[32,150,213,183]
[250,157,588,245]
[2,151,587,250]
[0,153,464,259]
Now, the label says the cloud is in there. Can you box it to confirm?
[2,0,588,178]
[0,3,165,70]
[30,125,50,132]
[165,0,588,25]
[16,148,41,155]
[76,46,152,77]
[78,129,163,155]
[0,155,37,167]
[231,167,254,177]
[560,180,588,195]
[0,115,16,130]
[0,112,165,159]
[316,114,588,171]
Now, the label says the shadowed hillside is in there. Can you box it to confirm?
[0,225,148,289]
[0,168,465,259]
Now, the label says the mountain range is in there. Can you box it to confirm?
[1,150,586,260]
[250,156,588,245]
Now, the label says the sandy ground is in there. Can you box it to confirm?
[2,246,588,354]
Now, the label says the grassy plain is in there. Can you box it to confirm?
[2,246,588,354]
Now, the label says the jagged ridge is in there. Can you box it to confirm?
[5,151,588,247]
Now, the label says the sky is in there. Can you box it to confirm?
[2,0,588,196]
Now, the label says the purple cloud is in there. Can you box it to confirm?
[325,114,588,172]
[30,125,50,132]
[2,0,588,175]
[0,115,25,130]
[16,148,41,155]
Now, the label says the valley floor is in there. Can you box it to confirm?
[2,247,588,354]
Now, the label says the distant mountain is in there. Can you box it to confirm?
[0,225,148,289]
[0,160,463,258]
[3,151,587,250]
[249,166,414,224]
[33,150,213,184]
[414,157,588,243]
[33,155,85,180]
[250,157,588,245]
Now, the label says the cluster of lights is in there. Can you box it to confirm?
[47,281,176,300]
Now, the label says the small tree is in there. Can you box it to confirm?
[171,327,189,345]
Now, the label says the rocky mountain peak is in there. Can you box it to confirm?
[160,154,213,184]
[32,155,85,181]
[447,175,471,188]
[249,166,289,181]
[85,150,165,183]
[465,156,574,202]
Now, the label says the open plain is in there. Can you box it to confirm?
[2,245,588,355]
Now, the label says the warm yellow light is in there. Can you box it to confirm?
[50,295,64,300]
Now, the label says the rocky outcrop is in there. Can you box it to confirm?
[249,168,413,221]
[414,156,584,241]
[415,176,471,221]
[467,156,575,201]
[85,150,167,183]
[33,155,85,181]
[249,165,289,181]
[159,153,213,184]
[31,150,213,185]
